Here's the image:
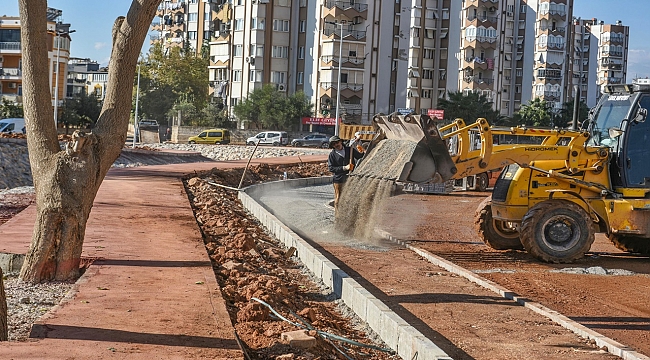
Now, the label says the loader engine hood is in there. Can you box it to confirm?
[353,113,457,183]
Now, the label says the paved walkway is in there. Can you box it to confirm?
[0,155,326,359]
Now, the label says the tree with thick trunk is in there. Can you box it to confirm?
[18,0,160,283]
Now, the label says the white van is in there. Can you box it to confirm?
[0,118,25,134]
[246,131,288,146]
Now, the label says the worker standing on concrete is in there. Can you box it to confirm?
[327,134,364,210]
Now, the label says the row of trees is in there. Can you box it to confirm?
[437,91,590,128]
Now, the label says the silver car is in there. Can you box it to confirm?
[291,133,330,148]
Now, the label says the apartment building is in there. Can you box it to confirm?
[0,8,72,121]
[66,58,110,101]
[152,0,214,53]
[527,0,573,113]
[591,20,629,95]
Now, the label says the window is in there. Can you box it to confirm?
[422,69,433,79]
[340,73,348,83]
[231,97,238,106]
[188,13,198,22]
[425,9,436,19]
[439,69,446,80]
[272,46,289,58]
[422,89,432,98]
[424,28,435,39]
[297,71,304,85]
[298,46,305,59]
[390,82,396,94]
[273,19,289,32]
[271,71,287,84]
[251,18,265,30]
[233,44,243,56]
[234,18,244,31]
[300,0,307,6]
[233,70,242,82]
[411,27,420,38]
[188,31,197,40]
[423,48,435,59]
[300,20,306,33]
[249,70,262,82]
[250,44,263,57]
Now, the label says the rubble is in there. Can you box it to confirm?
[185,163,397,359]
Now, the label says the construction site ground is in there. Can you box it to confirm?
[0,149,648,359]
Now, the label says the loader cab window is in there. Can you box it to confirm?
[622,95,650,187]
[588,94,635,150]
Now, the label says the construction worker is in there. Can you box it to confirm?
[327,134,364,210]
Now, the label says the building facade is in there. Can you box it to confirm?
[66,57,110,100]
[0,8,72,122]
[151,0,630,126]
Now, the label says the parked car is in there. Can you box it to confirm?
[246,131,288,146]
[188,128,231,144]
[291,133,330,148]
[0,118,25,134]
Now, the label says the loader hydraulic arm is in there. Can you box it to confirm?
[438,118,598,180]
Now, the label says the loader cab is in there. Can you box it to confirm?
[588,88,650,188]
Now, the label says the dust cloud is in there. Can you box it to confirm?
[335,139,420,241]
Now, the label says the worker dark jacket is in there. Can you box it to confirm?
[328,145,364,183]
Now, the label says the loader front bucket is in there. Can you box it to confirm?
[353,113,457,184]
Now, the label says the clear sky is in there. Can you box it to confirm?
[3,0,650,77]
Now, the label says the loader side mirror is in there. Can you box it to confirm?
[633,108,647,124]
[609,127,623,139]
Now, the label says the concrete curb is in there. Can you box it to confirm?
[375,229,650,360]
[239,176,452,360]
[0,138,27,145]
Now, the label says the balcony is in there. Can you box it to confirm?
[213,3,232,23]
[1,94,23,104]
[463,36,497,49]
[464,57,494,70]
[463,76,494,86]
[0,68,22,79]
[603,51,624,57]
[320,82,363,91]
[538,25,565,34]
[466,15,498,27]
[536,69,562,79]
[0,42,21,52]
[323,0,368,20]
[539,9,566,19]
[323,27,367,40]
[320,55,365,66]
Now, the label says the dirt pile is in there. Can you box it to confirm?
[185,163,396,359]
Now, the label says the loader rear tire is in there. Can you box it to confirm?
[476,173,489,192]
[520,200,594,263]
[475,196,523,250]
[608,234,650,255]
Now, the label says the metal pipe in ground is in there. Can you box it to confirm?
[238,140,261,189]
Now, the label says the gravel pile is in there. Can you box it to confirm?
[145,143,329,161]
[3,273,75,341]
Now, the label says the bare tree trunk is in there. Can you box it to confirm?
[18,0,160,283]
[0,267,7,341]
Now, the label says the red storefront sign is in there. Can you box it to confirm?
[301,117,338,126]
[427,109,445,119]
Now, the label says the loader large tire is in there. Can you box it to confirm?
[608,234,650,255]
[475,196,523,250]
[520,200,594,263]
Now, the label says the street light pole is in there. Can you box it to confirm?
[53,29,75,130]
[325,21,344,137]
[132,62,141,148]
[335,22,343,136]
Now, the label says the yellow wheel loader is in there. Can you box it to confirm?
[350,84,650,263]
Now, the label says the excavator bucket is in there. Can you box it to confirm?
[353,113,457,184]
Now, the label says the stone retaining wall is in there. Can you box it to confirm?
[0,138,32,189]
